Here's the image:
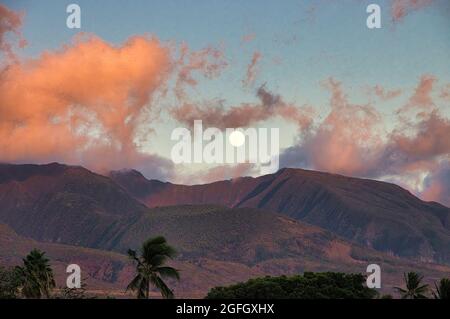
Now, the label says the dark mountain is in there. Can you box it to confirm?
[111,168,450,264]
[0,163,146,248]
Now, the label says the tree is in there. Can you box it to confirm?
[394,272,429,299]
[127,236,180,299]
[0,267,21,299]
[206,272,378,299]
[432,278,450,300]
[15,249,56,299]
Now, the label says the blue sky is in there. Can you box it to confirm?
[1,0,450,203]
[6,0,450,108]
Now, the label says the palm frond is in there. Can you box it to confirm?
[155,266,180,280]
[151,275,174,299]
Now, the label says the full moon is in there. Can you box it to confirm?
[229,130,245,147]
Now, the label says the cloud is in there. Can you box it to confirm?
[174,44,228,100]
[391,0,434,23]
[421,161,450,206]
[241,33,256,44]
[176,163,257,185]
[390,111,450,162]
[280,75,450,206]
[402,74,436,111]
[441,84,450,101]
[0,34,174,179]
[242,51,262,88]
[0,4,27,61]
[171,84,314,130]
[371,85,402,101]
[281,78,384,176]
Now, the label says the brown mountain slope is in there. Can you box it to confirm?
[0,163,146,248]
[112,204,450,296]
[0,163,448,297]
[111,168,450,264]
[2,204,450,298]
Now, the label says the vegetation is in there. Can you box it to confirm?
[432,278,450,299]
[53,281,91,299]
[14,249,56,299]
[206,272,378,299]
[394,272,429,299]
[0,267,21,299]
[127,236,180,299]
[2,246,449,300]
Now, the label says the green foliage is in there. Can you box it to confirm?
[0,267,21,299]
[127,236,180,299]
[394,272,429,299]
[206,272,378,299]
[433,278,450,299]
[15,249,56,299]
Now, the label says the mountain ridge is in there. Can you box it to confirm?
[110,166,450,264]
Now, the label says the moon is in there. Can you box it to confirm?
[229,130,245,147]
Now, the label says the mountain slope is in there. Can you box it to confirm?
[0,163,146,248]
[111,168,450,264]
[2,206,449,297]
[0,163,449,297]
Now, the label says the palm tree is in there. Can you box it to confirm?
[394,272,429,299]
[127,236,180,299]
[15,249,55,298]
[432,278,450,299]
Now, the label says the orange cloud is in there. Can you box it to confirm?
[0,34,173,178]
[0,4,26,61]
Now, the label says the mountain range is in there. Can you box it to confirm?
[0,163,449,297]
[110,167,450,264]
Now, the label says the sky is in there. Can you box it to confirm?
[0,0,450,205]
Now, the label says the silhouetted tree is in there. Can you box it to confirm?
[432,278,450,299]
[0,267,21,299]
[394,272,428,299]
[206,272,378,299]
[127,236,180,299]
[15,249,55,299]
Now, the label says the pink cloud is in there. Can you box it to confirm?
[391,0,434,23]
[421,162,450,206]
[371,85,402,101]
[242,51,262,88]
[175,44,228,100]
[241,33,256,44]
[171,85,314,130]
[296,78,383,176]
